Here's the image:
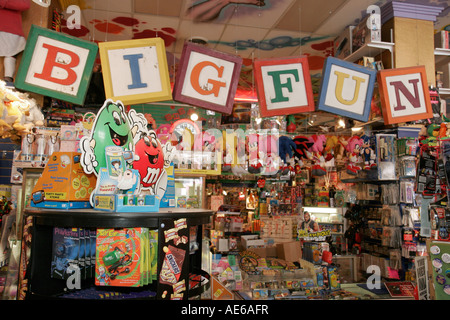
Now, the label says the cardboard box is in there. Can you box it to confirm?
[249,246,277,258]
[352,15,381,52]
[334,26,355,59]
[276,241,302,262]
[241,235,265,248]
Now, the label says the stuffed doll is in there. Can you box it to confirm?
[0,0,31,86]
[308,135,327,177]
[247,132,262,174]
[346,136,363,175]
[278,135,297,174]
[259,134,280,176]
[292,135,314,161]
[360,135,377,170]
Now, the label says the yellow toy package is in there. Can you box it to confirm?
[30,152,96,209]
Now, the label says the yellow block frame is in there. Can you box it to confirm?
[99,38,172,105]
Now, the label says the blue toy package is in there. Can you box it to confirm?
[51,228,80,280]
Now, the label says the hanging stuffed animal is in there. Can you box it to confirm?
[259,134,280,176]
[278,135,297,174]
[335,136,348,162]
[247,132,262,174]
[360,135,377,170]
[308,134,327,177]
[346,136,364,175]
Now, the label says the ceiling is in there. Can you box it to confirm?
[57,0,450,132]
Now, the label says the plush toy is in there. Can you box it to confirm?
[259,134,280,176]
[292,136,313,161]
[346,136,364,175]
[360,135,377,170]
[278,135,297,167]
[247,132,262,174]
[308,135,327,177]
[335,136,348,162]
[308,134,327,153]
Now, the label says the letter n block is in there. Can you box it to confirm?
[15,25,98,105]
[172,41,243,115]
[317,56,377,122]
[99,38,172,105]
[377,66,432,125]
[254,56,315,118]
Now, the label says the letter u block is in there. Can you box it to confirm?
[172,41,243,115]
[317,56,377,122]
[15,25,98,105]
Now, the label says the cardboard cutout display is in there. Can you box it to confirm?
[80,99,175,211]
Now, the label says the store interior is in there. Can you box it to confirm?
[0,0,450,301]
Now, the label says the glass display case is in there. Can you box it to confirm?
[174,175,205,209]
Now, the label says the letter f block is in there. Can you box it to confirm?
[254,56,315,117]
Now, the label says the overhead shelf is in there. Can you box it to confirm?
[435,48,450,65]
[344,41,395,67]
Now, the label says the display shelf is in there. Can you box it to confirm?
[344,41,395,66]
[23,208,213,300]
[434,47,450,65]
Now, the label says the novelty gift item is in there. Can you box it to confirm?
[346,136,363,175]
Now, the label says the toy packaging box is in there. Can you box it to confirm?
[30,152,96,209]
[95,228,158,287]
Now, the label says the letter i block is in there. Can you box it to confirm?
[172,41,243,115]
[377,66,432,125]
[99,38,172,105]
[15,25,98,105]
[317,56,377,122]
[254,56,315,117]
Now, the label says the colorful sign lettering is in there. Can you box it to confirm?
[99,38,172,105]
[317,56,377,122]
[172,41,243,115]
[15,25,98,105]
[377,66,432,125]
[254,56,315,117]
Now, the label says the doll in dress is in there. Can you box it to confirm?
[0,0,31,86]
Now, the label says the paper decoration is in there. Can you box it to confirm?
[99,38,172,105]
[377,66,432,125]
[254,56,314,117]
[317,56,377,122]
[172,41,243,115]
[15,25,98,105]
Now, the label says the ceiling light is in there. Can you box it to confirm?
[33,0,51,7]
[338,119,345,128]
[352,127,363,132]
[190,113,199,121]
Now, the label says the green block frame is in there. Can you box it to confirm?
[15,24,98,106]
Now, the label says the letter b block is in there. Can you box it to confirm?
[15,25,98,106]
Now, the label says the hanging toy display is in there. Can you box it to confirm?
[308,134,327,177]
[360,135,377,170]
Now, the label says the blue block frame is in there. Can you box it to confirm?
[317,56,377,122]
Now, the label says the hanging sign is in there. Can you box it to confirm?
[172,41,243,115]
[15,24,98,105]
[253,56,315,117]
[99,37,172,105]
[377,66,432,125]
[317,56,377,122]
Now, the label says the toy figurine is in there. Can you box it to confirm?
[0,0,30,86]
[346,136,363,175]
[360,135,377,170]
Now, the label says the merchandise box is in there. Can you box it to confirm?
[248,246,277,259]
[352,15,381,53]
[241,235,265,249]
[30,152,96,209]
[334,26,355,59]
[276,241,302,262]
[92,193,160,213]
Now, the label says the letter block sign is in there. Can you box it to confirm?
[172,41,243,115]
[99,38,172,105]
[317,57,377,122]
[377,66,432,125]
[254,56,315,117]
[15,25,98,106]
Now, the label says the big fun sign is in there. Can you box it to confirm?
[317,57,377,122]
[15,25,98,105]
[98,38,172,105]
[172,41,243,115]
[253,56,315,118]
[377,66,432,125]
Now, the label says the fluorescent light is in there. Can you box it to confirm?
[303,207,338,214]
[352,127,363,132]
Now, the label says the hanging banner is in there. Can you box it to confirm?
[172,41,243,115]
[98,37,172,105]
[254,56,315,118]
[377,66,433,125]
[317,56,377,122]
[15,24,98,105]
